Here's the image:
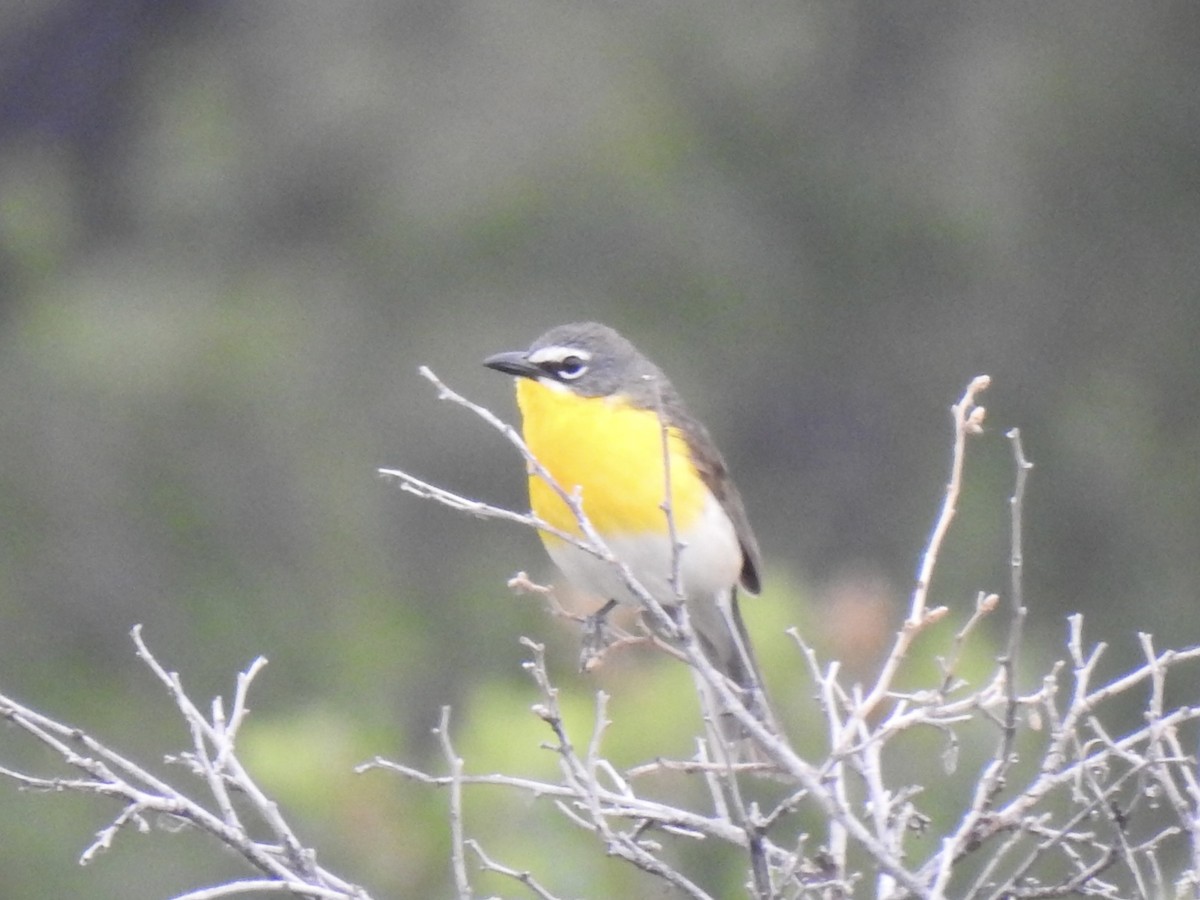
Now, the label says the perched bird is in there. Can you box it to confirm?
[484,322,774,747]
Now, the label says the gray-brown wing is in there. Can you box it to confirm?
[669,404,763,595]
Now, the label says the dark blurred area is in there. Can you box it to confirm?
[2,2,1199,896]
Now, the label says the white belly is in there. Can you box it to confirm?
[543,492,743,608]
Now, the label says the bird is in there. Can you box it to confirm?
[483,322,775,751]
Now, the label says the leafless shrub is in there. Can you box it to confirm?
[3,373,1199,899]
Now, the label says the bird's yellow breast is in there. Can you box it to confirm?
[515,378,708,541]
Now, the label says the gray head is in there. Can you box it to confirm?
[483,322,670,404]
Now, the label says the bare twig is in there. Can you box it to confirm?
[839,375,991,737]
[169,881,355,900]
[939,591,1001,694]
[432,706,471,899]
[465,840,565,900]
[0,628,370,899]
[1001,428,1033,745]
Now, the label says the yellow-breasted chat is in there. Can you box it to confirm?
[484,322,774,739]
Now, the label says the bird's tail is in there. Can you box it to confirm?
[687,590,778,763]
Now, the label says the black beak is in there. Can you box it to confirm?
[483,350,540,379]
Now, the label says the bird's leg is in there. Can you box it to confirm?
[579,598,619,671]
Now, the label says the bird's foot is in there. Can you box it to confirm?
[579,599,619,671]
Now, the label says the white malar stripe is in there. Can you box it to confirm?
[535,376,571,392]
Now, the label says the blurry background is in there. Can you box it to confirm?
[2,2,1199,897]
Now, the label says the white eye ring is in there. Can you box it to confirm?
[557,355,587,379]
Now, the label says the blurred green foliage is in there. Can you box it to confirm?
[2,2,1200,897]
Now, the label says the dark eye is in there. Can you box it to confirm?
[556,355,587,380]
